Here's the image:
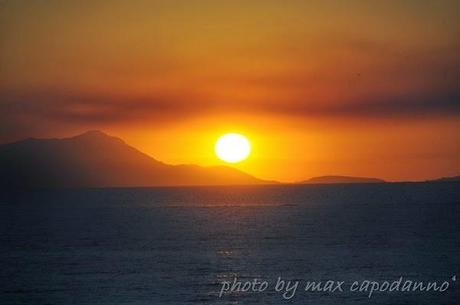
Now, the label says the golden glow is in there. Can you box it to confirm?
[2,1,460,182]
[215,133,251,163]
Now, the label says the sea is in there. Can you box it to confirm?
[1,182,459,305]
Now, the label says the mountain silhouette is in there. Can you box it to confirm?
[301,175,385,184]
[0,131,271,189]
[428,175,460,182]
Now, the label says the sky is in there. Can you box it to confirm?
[1,0,460,182]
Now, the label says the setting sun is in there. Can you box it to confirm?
[215,133,251,163]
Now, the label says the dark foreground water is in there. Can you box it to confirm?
[1,182,459,305]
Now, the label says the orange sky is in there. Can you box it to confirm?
[1,0,460,182]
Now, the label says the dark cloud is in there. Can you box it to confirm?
[1,86,460,141]
[0,87,214,123]
[0,88,216,142]
[264,91,460,119]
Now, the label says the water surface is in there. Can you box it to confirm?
[1,183,459,304]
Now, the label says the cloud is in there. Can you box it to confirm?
[1,85,459,135]
[1,32,459,142]
[269,91,460,119]
[0,87,214,142]
[0,87,212,123]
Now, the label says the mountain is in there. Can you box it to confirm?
[427,175,460,182]
[0,131,271,189]
[301,175,385,184]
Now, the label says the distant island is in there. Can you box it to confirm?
[301,175,385,184]
[0,131,273,189]
[428,175,460,182]
[302,175,460,184]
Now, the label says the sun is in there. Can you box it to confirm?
[215,133,251,163]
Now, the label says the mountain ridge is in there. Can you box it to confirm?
[0,131,273,189]
[301,175,385,184]
[1,131,458,189]
[427,175,460,182]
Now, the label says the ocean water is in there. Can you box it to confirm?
[1,183,459,305]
